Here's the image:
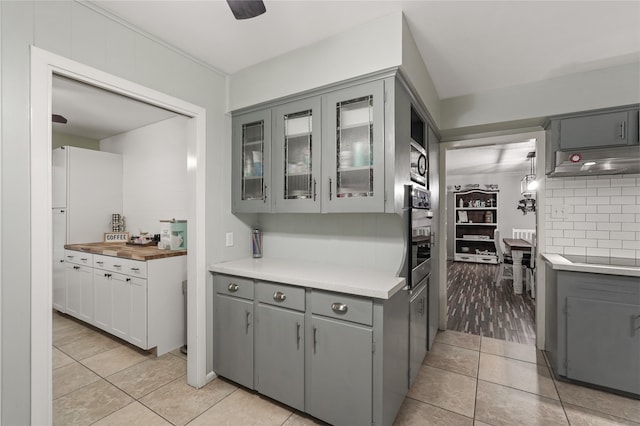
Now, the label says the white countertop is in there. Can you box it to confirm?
[208,257,406,299]
[542,253,640,278]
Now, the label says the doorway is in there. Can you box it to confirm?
[437,131,547,349]
[30,47,207,424]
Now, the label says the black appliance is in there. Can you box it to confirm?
[404,184,432,289]
[409,107,428,188]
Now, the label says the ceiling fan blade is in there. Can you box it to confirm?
[52,114,68,124]
[226,0,266,20]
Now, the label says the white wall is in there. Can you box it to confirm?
[0,2,239,423]
[446,173,536,259]
[544,174,640,258]
[258,213,405,275]
[229,12,403,111]
[440,62,640,131]
[101,116,189,235]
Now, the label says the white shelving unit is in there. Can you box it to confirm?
[454,190,499,264]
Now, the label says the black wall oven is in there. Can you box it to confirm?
[404,185,432,289]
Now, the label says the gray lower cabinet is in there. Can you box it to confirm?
[255,281,305,411]
[213,275,255,389]
[409,282,427,387]
[548,270,640,396]
[307,315,373,426]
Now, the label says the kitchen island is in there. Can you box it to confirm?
[209,258,410,426]
[61,243,187,355]
[542,253,640,397]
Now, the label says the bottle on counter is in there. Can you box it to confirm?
[252,228,262,258]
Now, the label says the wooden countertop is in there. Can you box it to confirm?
[65,242,187,261]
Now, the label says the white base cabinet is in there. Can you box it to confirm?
[64,249,185,355]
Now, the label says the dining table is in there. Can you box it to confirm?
[503,238,533,295]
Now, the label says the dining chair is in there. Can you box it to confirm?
[512,228,536,243]
[524,233,537,298]
[493,229,514,285]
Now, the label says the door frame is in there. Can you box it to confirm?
[30,46,208,424]
[437,130,547,348]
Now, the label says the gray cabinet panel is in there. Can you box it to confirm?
[567,297,640,395]
[232,109,272,213]
[213,294,254,389]
[272,97,322,213]
[307,315,372,426]
[310,290,373,325]
[409,282,427,387]
[559,110,636,149]
[255,304,304,411]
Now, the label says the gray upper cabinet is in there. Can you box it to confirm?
[559,109,639,150]
[322,80,385,213]
[232,110,272,213]
[272,97,322,213]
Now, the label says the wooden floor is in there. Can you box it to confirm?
[446,260,536,345]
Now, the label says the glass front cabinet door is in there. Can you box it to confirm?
[322,80,385,212]
[233,110,272,213]
[273,97,322,213]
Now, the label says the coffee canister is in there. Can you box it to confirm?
[251,229,263,258]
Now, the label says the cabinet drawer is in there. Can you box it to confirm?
[256,281,305,311]
[65,250,93,266]
[94,254,147,278]
[311,290,372,326]
[214,274,254,300]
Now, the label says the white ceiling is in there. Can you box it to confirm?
[446,139,536,176]
[91,0,640,100]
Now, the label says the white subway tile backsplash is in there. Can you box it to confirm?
[622,204,640,214]
[597,187,622,196]
[598,239,622,249]
[611,178,637,187]
[574,205,598,214]
[590,231,610,239]
[586,247,610,257]
[611,196,636,204]
[586,197,611,205]
[610,249,636,259]
[597,222,622,231]
[564,180,586,189]
[574,239,598,248]
[585,213,610,222]
[621,186,640,196]
[597,205,622,214]
[574,188,598,197]
[564,230,586,239]
[574,222,597,231]
[565,197,588,205]
[586,179,611,188]
[564,246,586,255]
[610,213,636,223]
[544,173,639,257]
[552,189,575,197]
[623,240,640,250]
[545,179,566,189]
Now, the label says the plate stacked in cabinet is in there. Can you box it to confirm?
[454,190,498,264]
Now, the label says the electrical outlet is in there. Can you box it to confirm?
[225,232,234,247]
[551,205,567,219]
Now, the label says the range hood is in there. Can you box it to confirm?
[549,145,640,177]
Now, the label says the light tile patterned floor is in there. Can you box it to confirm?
[53,312,640,426]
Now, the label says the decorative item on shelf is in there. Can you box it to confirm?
[458,211,468,223]
[459,198,464,208]
[484,211,493,223]
[476,249,495,255]
[485,184,499,190]
[110,213,125,232]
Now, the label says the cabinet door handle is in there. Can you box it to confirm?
[263,185,268,203]
[313,326,317,354]
[329,178,332,200]
[620,120,626,140]
[80,258,88,262]
[113,264,121,269]
[73,266,79,270]
[126,278,131,282]
[245,310,251,334]
[331,302,348,314]
[228,283,239,292]
[273,291,286,302]
[296,322,301,350]
[130,267,139,271]
[313,178,317,201]
[59,259,64,263]
[96,261,104,265]
[632,314,640,337]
